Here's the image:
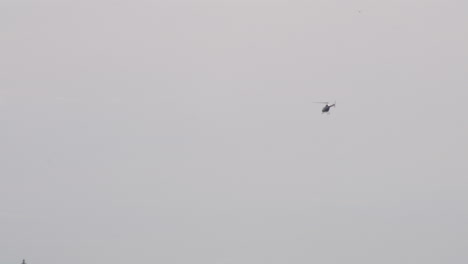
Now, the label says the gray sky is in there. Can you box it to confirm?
[2,0,468,263]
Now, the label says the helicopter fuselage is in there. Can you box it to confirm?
[321,103,335,113]
[314,101,336,114]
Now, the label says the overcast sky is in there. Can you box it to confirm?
[1,0,468,263]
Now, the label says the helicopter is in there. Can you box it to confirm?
[314,101,336,114]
